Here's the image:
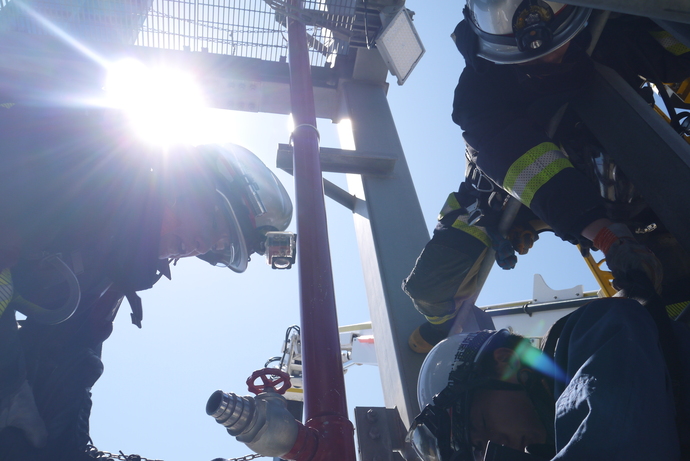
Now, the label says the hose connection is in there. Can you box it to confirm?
[206,368,318,460]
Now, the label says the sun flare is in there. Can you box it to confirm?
[105,59,235,146]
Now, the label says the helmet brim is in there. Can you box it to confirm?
[476,7,591,64]
[195,189,250,273]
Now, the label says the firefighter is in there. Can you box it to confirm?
[403,1,690,353]
[404,297,690,460]
[0,104,292,460]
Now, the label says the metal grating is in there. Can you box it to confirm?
[0,0,150,44]
[0,0,378,67]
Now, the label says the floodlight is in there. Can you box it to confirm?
[375,7,425,85]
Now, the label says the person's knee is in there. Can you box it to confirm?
[404,244,475,299]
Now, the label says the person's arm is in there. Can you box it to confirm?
[454,64,662,292]
[552,299,679,460]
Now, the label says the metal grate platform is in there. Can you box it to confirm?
[0,0,381,67]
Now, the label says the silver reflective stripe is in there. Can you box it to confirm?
[503,142,573,207]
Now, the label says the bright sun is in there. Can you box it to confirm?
[105,59,235,146]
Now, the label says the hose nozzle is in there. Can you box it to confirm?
[206,390,256,436]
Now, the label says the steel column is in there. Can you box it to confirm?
[571,63,690,252]
[563,0,690,24]
[342,80,429,427]
[286,3,356,460]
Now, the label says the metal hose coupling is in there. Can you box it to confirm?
[206,391,256,436]
[207,389,310,458]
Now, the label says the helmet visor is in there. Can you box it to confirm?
[405,421,442,461]
[195,189,250,273]
[405,417,487,461]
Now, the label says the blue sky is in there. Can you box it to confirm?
[89,3,599,460]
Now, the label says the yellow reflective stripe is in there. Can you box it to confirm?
[666,301,689,319]
[451,215,492,247]
[503,143,573,207]
[426,313,458,325]
[650,30,690,56]
[0,269,13,318]
[438,192,461,220]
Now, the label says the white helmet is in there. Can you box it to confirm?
[194,144,293,273]
[463,0,591,64]
[405,330,513,461]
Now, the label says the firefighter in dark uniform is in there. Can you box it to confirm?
[0,105,293,460]
[403,1,690,353]
[404,297,690,460]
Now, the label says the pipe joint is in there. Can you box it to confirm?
[207,389,305,458]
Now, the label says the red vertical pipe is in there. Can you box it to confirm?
[286,2,356,460]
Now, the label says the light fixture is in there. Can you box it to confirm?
[375,7,425,85]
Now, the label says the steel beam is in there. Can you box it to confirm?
[341,80,429,427]
[571,62,690,252]
[277,144,397,175]
[0,32,341,119]
[564,0,690,24]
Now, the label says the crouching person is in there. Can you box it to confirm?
[404,297,690,460]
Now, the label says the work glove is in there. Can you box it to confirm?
[507,223,539,255]
[593,223,663,295]
[487,228,517,270]
[494,238,518,270]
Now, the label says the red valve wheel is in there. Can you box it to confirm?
[246,368,292,395]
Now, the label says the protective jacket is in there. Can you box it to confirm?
[403,15,690,326]
[0,105,171,460]
[547,297,690,459]
[452,20,605,241]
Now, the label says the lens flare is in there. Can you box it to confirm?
[515,341,568,383]
[106,59,217,146]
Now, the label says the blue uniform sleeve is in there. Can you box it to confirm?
[552,298,679,460]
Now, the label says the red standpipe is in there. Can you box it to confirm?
[286,2,356,460]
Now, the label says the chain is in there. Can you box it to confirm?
[87,445,162,461]
[222,453,265,461]
[86,445,264,461]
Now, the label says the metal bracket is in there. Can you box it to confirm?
[532,274,584,303]
[354,407,406,461]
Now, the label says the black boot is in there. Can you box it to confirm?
[408,319,454,353]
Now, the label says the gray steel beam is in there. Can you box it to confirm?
[564,0,690,24]
[276,144,397,175]
[341,80,428,427]
[276,165,358,211]
[0,33,341,119]
[571,62,690,252]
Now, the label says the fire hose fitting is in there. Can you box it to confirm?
[206,369,318,460]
